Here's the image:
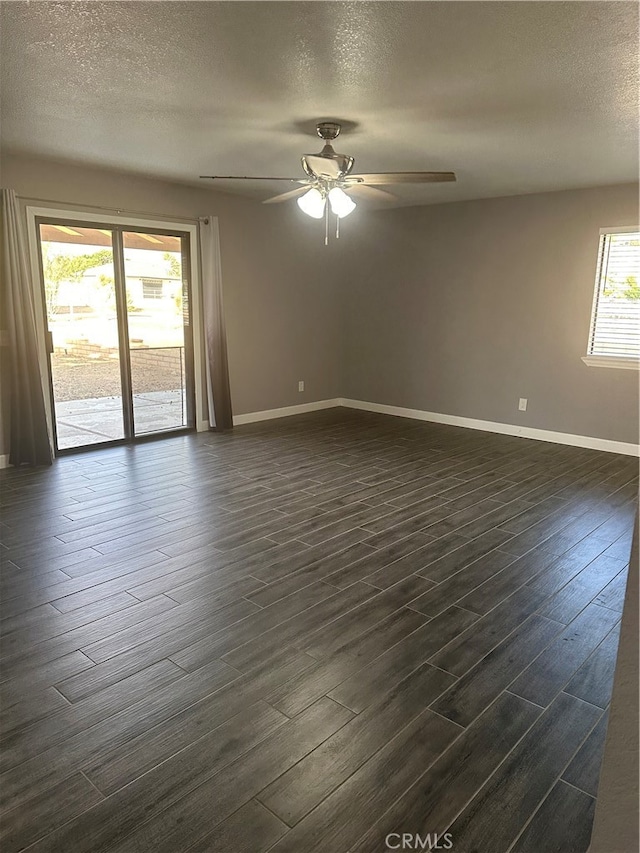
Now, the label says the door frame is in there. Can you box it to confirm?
[26,206,207,450]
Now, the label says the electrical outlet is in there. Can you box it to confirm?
[518,398,528,411]
[298,380,305,392]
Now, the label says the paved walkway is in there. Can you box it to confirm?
[55,390,187,449]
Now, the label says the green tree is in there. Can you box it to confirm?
[163,252,184,316]
[163,252,182,279]
[97,274,136,312]
[603,275,640,301]
[42,246,113,315]
[623,275,640,300]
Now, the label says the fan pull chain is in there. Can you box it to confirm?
[336,215,340,240]
[324,201,329,246]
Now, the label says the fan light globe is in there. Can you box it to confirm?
[297,188,326,219]
[328,187,356,218]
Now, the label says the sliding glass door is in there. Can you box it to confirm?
[36,219,194,451]
[123,231,191,436]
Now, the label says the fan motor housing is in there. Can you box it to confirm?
[317,122,341,141]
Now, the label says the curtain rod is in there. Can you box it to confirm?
[17,195,203,224]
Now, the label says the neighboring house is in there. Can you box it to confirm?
[53,254,182,314]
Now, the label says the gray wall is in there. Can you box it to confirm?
[344,184,639,445]
[1,153,638,458]
[0,151,346,452]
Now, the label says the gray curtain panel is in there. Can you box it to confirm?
[199,216,233,431]
[1,188,53,466]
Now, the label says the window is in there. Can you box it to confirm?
[142,277,163,300]
[583,228,640,369]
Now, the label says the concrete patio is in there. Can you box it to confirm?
[54,390,187,449]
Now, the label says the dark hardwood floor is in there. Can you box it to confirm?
[0,408,636,853]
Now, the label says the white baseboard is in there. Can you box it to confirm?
[229,396,639,457]
[233,398,342,426]
[340,398,640,457]
[0,454,9,469]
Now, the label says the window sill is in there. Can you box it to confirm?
[581,355,640,370]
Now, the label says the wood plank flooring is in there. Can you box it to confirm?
[0,408,636,853]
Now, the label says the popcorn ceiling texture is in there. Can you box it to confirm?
[1,1,638,207]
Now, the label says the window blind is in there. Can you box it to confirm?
[589,231,640,358]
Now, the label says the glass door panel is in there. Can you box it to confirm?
[38,223,126,449]
[122,231,190,436]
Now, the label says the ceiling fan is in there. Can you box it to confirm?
[201,122,456,242]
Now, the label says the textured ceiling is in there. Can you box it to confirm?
[1,1,638,207]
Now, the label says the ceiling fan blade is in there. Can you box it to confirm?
[347,172,456,185]
[200,175,304,182]
[344,184,397,203]
[263,186,311,205]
